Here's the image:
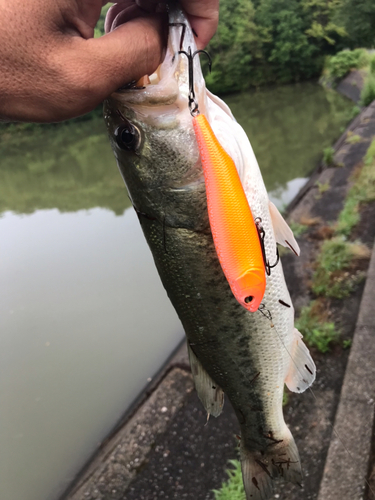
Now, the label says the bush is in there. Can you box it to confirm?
[326,49,369,80]
[323,146,335,165]
[361,75,375,106]
[295,301,338,353]
[312,238,367,298]
[370,55,375,76]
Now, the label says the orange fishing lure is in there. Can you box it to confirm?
[193,114,266,312]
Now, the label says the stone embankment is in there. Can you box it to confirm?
[62,92,375,500]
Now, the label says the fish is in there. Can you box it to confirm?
[104,4,316,499]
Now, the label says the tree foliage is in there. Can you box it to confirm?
[93,1,374,94]
[338,0,375,48]
[204,0,374,93]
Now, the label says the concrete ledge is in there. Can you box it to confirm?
[317,242,375,500]
[65,367,193,500]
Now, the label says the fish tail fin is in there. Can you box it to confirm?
[240,428,302,500]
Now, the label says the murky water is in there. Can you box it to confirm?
[0,83,352,500]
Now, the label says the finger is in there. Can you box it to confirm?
[135,0,167,13]
[106,4,144,32]
[105,1,137,34]
[180,0,219,49]
[136,0,219,49]
[62,15,167,118]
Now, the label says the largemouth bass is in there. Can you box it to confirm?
[104,5,316,499]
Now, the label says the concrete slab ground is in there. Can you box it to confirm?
[317,249,375,500]
[336,70,366,104]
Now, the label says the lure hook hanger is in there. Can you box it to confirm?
[178,46,212,116]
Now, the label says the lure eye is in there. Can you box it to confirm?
[114,123,140,151]
[244,296,254,304]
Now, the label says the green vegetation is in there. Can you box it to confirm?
[296,301,339,352]
[205,0,355,93]
[0,119,130,215]
[315,180,330,198]
[311,238,367,298]
[335,197,360,236]
[338,0,375,49]
[336,138,375,235]
[323,48,369,84]
[343,339,352,349]
[213,460,245,500]
[345,133,362,144]
[360,53,375,106]
[323,146,335,165]
[361,74,375,106]
[283,386,290,406]
[289,221,308,237]
[94,3,111,38]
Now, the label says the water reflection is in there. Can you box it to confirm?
[0,208,182,500]
[0,82,353,500]
[225,82,353,205]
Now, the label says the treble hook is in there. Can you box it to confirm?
[178,47,212,116]
[255,217,280,276]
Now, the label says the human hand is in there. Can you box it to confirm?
[108,0,219,50]
[0,0,167,122]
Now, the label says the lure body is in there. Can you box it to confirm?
[193,113,266,312]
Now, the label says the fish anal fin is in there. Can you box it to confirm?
[187,344,224,418]
[241,429,302,500]
[285,328,316,393]
[268,201,300,256]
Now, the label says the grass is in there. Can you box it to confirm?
[361,75,375,106]
[345,133,362,144]
[323,146,335,166]
[336,138,375,236]
[361,55,375,106]
[283,386,289,406]
[343,339,352,349]
[289,221,308,237]
[315,180,330,199]
[213,460,245,500]
[295,301,339,353]
[311,237,368,299]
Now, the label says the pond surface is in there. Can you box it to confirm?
[0,82,353,500]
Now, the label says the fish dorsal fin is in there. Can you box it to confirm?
[187,344,224,418]
[268,201,300,256]
[285,328,316,393]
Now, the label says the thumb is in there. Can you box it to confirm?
[53,15,167,120]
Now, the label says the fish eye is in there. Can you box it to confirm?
[114,123,140,151]
[244,296,253,304]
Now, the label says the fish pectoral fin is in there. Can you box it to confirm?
[285,328,316,393]
[268,201,300,256]
[187,343,224,418]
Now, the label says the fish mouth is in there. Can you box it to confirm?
[105,4,206,113]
